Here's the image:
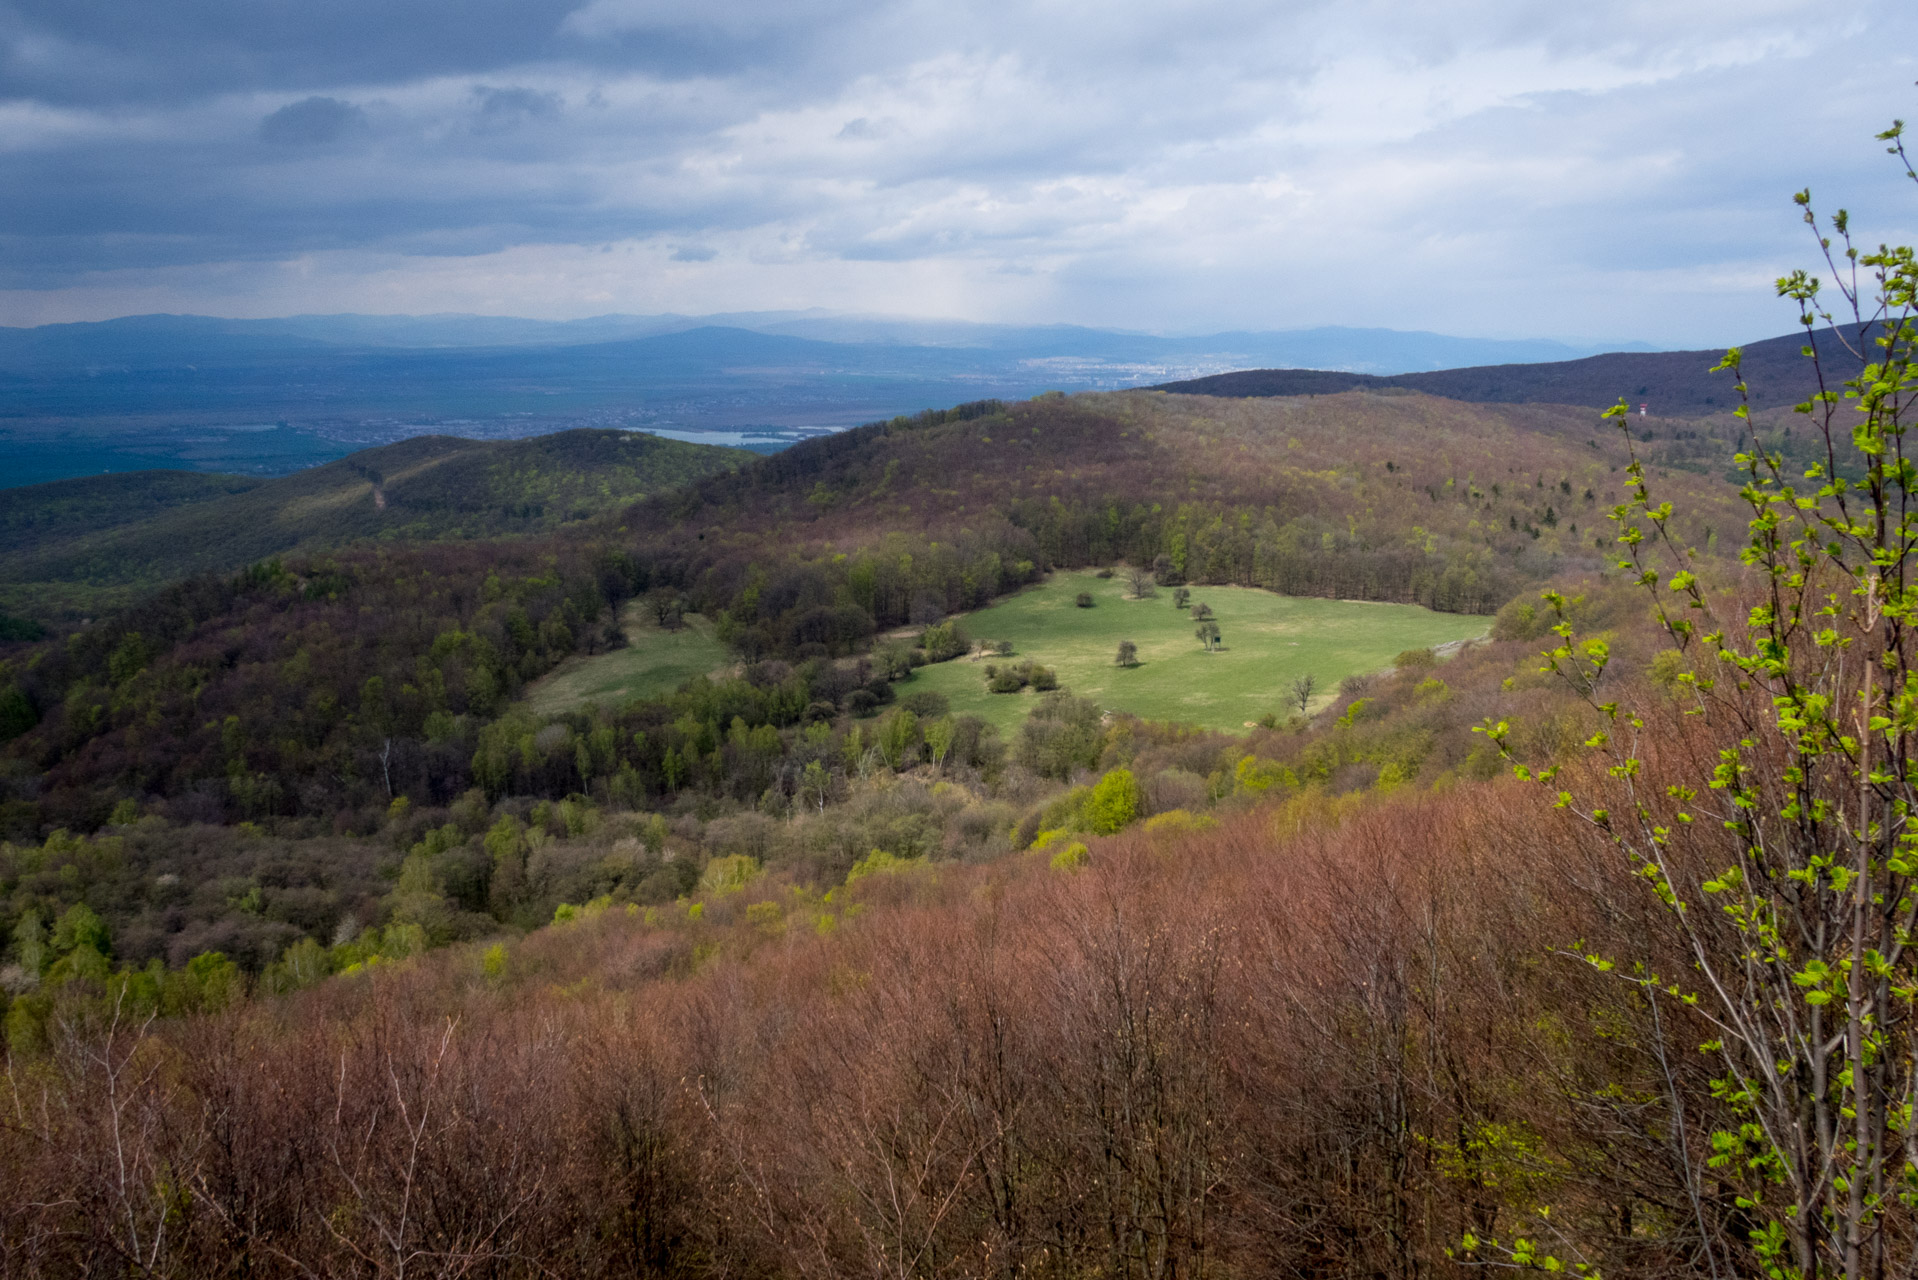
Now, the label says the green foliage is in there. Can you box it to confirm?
[1017,692,1106,781]
[269,937,330,992]
[1482,120,1918,1279]
[1048,841,1089,871]
[11,909,47,974]
[919,620,970,662]
[1082,768,1141,835]
[51,902,110,958]
[846,849,923,882]
[1141,809,1218,836]
[875,708,919,769]
[985,659,1057,695]
[1234,755,1296,793]
[480,942,508,983]
[699,855,760,896]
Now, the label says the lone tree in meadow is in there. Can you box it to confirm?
[1195,619,1220,652]
[1191,600,1214,621]
[1124,565,1157,599]
[647,589,685,631]
[1172,586,1191,609]
[1075,591,1095,608]
[1115,640,1138,668]
[1289,672,1316,714]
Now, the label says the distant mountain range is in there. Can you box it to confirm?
[1156,323,1867,416]
[0,312,1672,487]
[0,311,1658,371]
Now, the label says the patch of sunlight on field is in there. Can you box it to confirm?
[521,602,732,717]
[902,570,1487,734]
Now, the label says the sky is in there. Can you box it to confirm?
[0,0,1913,345]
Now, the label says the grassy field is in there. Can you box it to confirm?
[903,571,1488,734]
[521,603,732,717]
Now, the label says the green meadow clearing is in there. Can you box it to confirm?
[521,571,1487,733]
[522,602,731,717]
[904,571,1488,734]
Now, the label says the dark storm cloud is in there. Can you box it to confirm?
[259,97,368,144]
[0,0,588,105]
[0,0,1913,340]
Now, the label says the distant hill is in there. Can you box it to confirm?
[0,429,748,623]
[0,311,1652,369]
[1155,324,1865,416]
[0,312,1677,486]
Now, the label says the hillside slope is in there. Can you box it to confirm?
[0,385,1747,837]
[634,388,1743,641]
[1156,322,1864,415]
[0,429,748,623]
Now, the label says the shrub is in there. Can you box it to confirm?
[1141,809,1218,835]
[1394,647,1437,668]
[898,690,951,718]
[1116,640,1138,667]
[847,849,922,881]
[1048,841,1088,871]
[1075,592,1095,608]
[986,660,1056,694]
[1082,768,1141,835]
[919,621,970,662]
[1018,692,1105,780]
[699,854,760,895]
[1234,755,1295,793]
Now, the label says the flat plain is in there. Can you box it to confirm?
[903,570,1488,733]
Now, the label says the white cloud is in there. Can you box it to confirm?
[0,0,1912,344]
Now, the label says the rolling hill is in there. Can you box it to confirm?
[0,428,749,623]
[0,383,1747,831]
[1156,321,1866,415]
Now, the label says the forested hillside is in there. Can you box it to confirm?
[0,368,1845,1279]
[0,428,748,623]
[0,389,1738,838]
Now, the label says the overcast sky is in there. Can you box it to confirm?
[1,0,1913,344]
